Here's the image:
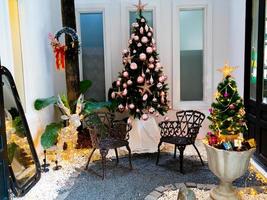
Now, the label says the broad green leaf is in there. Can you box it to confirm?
[83,101,111,114]
[60,94,70,110]
[34,96,58,110]
[80,80,92,94]
[41,123,62,149]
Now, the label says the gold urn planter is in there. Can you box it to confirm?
[204,143,255,200]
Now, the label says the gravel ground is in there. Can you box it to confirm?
[13,141,266,200]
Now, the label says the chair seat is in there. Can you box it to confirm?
[99,138,128,149]
[161,136,193,146]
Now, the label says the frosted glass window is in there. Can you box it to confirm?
[80,13,106,101]
[180,9,204,101]
[129,11,153,33]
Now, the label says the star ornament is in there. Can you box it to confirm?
[218,63,238,78]
[123,54,134,65]
[137,82,154,95]
[134,0,148,13]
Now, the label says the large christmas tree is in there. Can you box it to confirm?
[208,64,247,137]
[110,0,169,120]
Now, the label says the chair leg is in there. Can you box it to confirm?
[174,144,177,159]
[126,144,132,170]
[156,141,162,165]
[115,148,119,165]
[193,143,204,166]
[178,145,186,174]
[100,149,108,180]
[85,148,96,170]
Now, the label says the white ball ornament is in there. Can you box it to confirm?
[136,109,140,113]
[146,68,150,73]
[141,36,148,44]
[152,97,157,102]
[142,114,149,120]
[137,76,144,83]
[129,104,135,109]
[143,94,148,101]
[123,71,129,77]
[137,43,142,47]
[133,50,137,53]
[139,53,147,61]
[147,32,152,37]
[148,64,154,69]
[141,18,145,23]
[132,22,139,28]
[146,47,153,54]
[130,62,138,70]
[127,80,133,85]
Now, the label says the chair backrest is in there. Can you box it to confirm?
[176,110,205,139]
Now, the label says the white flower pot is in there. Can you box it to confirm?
[204,143,255,200]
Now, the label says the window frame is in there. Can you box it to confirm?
[172,0,213,110]
[75,2,112,100]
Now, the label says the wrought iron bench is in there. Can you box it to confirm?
[156,110,205,173]
[84,112,132,179]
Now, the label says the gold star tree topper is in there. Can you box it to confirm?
[134,0,148,13]
[218,63,238,78]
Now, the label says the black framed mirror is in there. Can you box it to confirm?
[0,65,41,197]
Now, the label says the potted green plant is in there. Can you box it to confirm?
[204,64,256,200]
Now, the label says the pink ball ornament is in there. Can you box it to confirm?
[142,114,149,120]
[116,80,121,86]
[129,104,135,109]
[123,83,127,88]
[127,80,133,85]
[111,92,116,99]
[136,109,140,113]
[159,76,165,83]
[139,53,147,61]
[141,36,148,44]
[149,57,154,63]
[145,25,149,32]
[134,35,139,41]
[123,71,129,77]
[148,64,154,69]
[137,43,142,47]
[137,76,144,83]
[143,94,148,101]
[122,49,128,54]
[130,62,138,70]
[149,107,155,113]
[118,104,124,112]
[157,83,163,89]
[229,104,235,109]
[122,89,128,96]
[140,27,144,34]
[146,47,153,54]
[147,32,152,37]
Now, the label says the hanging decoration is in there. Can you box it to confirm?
[49,27,80,70]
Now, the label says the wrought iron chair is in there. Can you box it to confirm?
[84,112,132,179]
[156,110,205,173]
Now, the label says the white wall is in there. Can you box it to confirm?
[0,0,63,150]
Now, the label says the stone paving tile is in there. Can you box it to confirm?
[155,186,166,193]
[150,190,162,198]
[164,184,176,190]
[144,195,157,200]
[185,182,197,188]
[175,183,186,189]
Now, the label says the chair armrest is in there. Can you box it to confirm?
[187,125,201,142]
[158,121,181,137]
